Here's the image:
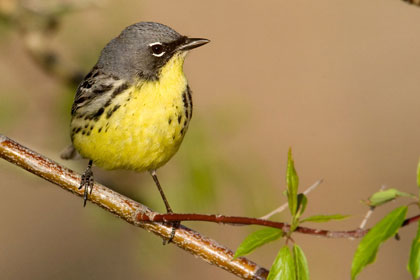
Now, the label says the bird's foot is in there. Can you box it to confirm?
[163,220,180,245]
[79,160,94,207]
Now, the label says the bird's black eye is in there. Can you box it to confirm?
[149,42,165,57]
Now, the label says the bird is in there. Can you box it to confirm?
[61,22,209,221]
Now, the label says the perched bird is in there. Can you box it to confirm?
[61,22,209,218]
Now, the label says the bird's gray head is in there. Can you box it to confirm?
[96,22,209,81]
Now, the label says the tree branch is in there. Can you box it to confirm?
[0,134,269,280]
[2,134,419,278]
[136,212,420,239]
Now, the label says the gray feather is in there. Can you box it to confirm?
[96,22,183,81]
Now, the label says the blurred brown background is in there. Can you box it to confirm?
[1,0,420,279]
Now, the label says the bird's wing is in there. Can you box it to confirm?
[71,67,129,117]
[64,67,131,160]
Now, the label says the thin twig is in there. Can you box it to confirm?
[260,179,323,220]
[0,134,268,280]
[359,208,374,230]
[136,212,420,239]
[359,185,386,229]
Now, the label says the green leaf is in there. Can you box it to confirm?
[368,188,415,207]
[296,193,308,219]
[286,148,299,216]
[300,214,349,223]
[234,228,283,258]
[293,245,309,280]
[351,206,408,280]
[417,158,420,189]
[268,246,296,280]
[408,221,420,279]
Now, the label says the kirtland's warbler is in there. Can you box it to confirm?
[61,22,209,215]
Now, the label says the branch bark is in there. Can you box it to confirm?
[0,134,269,280]
[2,134,419,278]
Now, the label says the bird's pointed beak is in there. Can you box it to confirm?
[178,38,210,51]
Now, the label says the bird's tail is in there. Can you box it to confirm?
[60,144,82,160]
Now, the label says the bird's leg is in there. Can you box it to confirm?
[79,160,94,207]
[150,170,179,244]
[150,170,173,213]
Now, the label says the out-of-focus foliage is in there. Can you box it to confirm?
[351,206,408,279]
[408,221,420,280]
[367,188,415,207]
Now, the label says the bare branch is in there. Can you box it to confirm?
[137,212,368,238]
[0,134,268,280]
[359,207,374,230]
[137,212,420,239]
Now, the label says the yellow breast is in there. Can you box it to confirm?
[71,54,191,171]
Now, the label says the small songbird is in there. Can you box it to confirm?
[61,22,209,216]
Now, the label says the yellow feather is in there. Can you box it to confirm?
[72,53,190,171]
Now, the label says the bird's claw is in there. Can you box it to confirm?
[79,161,94,207]
[162,221,180,245]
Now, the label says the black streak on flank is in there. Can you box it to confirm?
[94,107,105,120]
[168,118,172,124]
[180,128,185,135]
[71,127,82,140]
[103,86,130,108]
[106,104,121,119]
[85,107,104,121]
[184,120,187,126]
[112,83,130,98]
[186,86,193,119]
[178,115,182,124]
[106,109,112,119]
[182,91,189,119]
[98,127,102,133]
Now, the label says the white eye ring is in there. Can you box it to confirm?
[149,42,166,57]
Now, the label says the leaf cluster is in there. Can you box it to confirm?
[234,151,420,279]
